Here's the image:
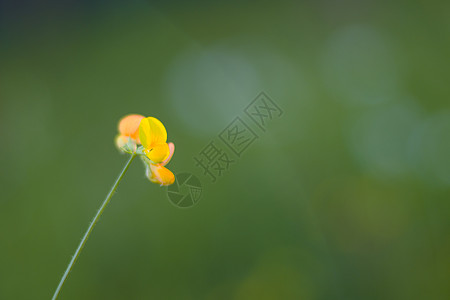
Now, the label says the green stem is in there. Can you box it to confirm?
[52,154,136,300]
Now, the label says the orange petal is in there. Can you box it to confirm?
[161,142,175,166]
[118,114,145,141]
[150,164,175,186]
[145,165,160,184]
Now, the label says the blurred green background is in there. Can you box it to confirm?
[1,0,449,299]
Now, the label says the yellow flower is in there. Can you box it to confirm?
[115,115,175,186]
[139,117,175,186]
[145,142,175,186]
[115,114,145,150]
[139,117,170,163]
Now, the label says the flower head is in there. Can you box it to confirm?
[115,114,175,186]
[138,117,175,186]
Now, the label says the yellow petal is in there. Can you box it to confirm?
[161,142,175,166]
[118,114,144,141]
[139,117,167,149]
[144,143,170,163]
[150,164,175,186]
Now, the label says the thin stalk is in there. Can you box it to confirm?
[52,154,136,300]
